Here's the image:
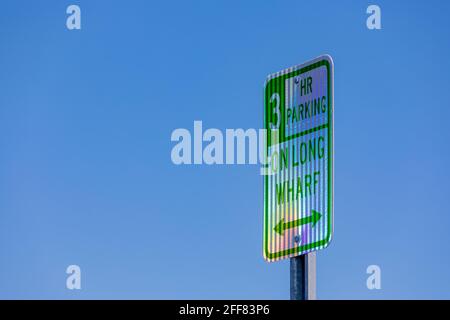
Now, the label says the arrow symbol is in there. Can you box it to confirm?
[274,210,322,236]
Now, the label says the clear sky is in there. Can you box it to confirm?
[1,0,450,299]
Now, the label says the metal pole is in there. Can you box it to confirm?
[290,252,316,300]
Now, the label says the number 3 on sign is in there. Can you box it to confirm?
[270,93,280,129]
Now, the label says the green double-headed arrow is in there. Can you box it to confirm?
[274,210,322,236]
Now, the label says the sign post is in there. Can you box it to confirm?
[290,252,316,300]
[263,55,334,299]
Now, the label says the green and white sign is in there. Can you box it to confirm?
[263,55,334,262]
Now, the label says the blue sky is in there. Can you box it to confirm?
[1,0,450,299]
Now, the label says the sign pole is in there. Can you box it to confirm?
[290,252,316,300]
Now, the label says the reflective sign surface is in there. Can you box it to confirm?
[263,55,334,262]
